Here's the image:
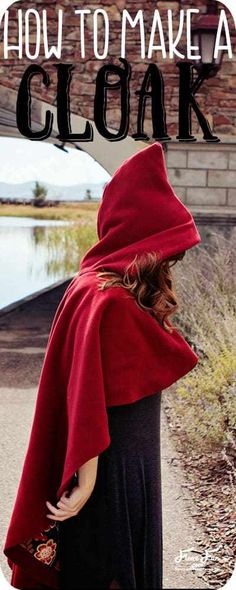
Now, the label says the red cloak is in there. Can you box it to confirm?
[4,143,201,589]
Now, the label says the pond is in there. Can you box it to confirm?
[0,216,79,310]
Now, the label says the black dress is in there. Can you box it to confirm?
[58,392,163,590]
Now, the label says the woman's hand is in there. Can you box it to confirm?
[46,485,92,522]
[46,456,98,522]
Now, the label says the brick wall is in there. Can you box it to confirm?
[166,142,236,214]
[0,0,236,138]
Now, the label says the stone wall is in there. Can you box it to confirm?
[166,142,236,217]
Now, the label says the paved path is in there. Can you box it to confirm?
[0,284,208,589]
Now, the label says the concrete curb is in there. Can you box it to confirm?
[0,275,76,317]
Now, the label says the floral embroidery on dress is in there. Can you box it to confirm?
[34,539,57,565]
[20,521,61,571]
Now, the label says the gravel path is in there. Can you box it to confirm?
[0,283,208,589]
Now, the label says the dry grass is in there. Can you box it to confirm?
[170,229,236,453]
[0,202,99,222]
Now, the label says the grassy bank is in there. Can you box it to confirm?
[0,202,99,222]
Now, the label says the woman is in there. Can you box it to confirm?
[4,143,201,590]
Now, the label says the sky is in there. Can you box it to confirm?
[0,137,110,186]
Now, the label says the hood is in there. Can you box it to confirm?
[80,143,201,275]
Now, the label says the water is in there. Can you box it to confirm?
[0,217,234,311]
[0,217,75,310]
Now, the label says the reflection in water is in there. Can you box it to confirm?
[0,217,97,309]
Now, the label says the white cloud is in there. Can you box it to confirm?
[0,138,110,185]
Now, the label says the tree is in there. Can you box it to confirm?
[32,181,48,208]
[85,188,92,201]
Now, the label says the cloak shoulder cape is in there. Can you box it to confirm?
[4,143,201,589]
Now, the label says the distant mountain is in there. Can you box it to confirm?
[0,181,107,201]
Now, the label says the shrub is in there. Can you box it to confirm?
[32,181,48,208]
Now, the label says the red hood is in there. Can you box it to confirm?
[80,143,201,275]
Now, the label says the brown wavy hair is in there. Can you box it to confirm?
[97,251,186,333]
